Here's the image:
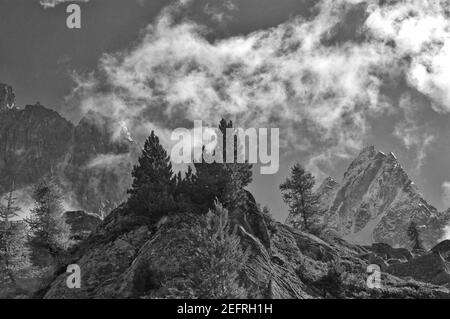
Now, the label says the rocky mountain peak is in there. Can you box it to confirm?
[0,86,138,217]
[288,146,450,249]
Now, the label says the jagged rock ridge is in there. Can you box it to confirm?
[288,146,450,249]
[0,83,138,216]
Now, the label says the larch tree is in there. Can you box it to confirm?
[0,183,30,284]
[280,164,321,231]
[26,176,71,263]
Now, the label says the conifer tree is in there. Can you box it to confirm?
[0,183,30,284]
[127,131,176,221]
[192,119,253,213]
[197,202,248,298]
[152,202,248,298]
[26,177,70,262]
[280,164,320,231]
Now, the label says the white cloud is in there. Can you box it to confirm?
[72,0,397,174]
[365,0,450,112]
[393,93,436,170]
[86,153,131,169]
[69,0,450,178]
[442,181,450,208]
[40,0,88,9]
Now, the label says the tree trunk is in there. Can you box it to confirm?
[301,196,308,231]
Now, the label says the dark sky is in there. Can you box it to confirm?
[0,0,168,117]
[0,0,314,118]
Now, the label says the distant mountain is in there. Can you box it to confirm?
[287,146,450,249]
[0,83,138,217]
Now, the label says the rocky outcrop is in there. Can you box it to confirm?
[431,240,450,260]
[42,204,450,299]
[371,243,412,261]
[386,252,450,287]
[63,211,102,242]
[288,146,450,249]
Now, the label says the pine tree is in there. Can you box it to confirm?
[197,201,248,298]
[192,119,253,213]
[26,177,70,262]
[0,183,30,284]
[280,164,320,231]
[173,166,196,212]
[0,182,20,232]
[407,221,422,250]
[151,202,249,298]
[127,131,176,221]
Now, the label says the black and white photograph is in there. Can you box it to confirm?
[1,0,450,304]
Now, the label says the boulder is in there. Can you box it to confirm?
[371,243,412,261]
[387,252,450,286]
[431,240,450,259]
[63,211,102,242]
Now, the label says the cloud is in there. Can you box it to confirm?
[442,181,450,208]
[71,0,396,172]
[203,0,238,25]
[393,93,437,170]
[40,0,88,9]
[365,0,450,112]
[4,186,81,220]
[69,0,450,179]
[86,153,131,169]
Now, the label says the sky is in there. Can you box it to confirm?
[2,0,450,221]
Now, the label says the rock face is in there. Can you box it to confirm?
[0,104,73,193]
[287,146,450,249]
[0,84,138,216]
[63,211,102,242]
[431,240,450,260]
[42,204,450,299]
[386,252,450,287]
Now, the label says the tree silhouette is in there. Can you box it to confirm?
[26,176,70,263]
[0,182,29,284]
[127,131,176,221]
[192,119,253,213]
[280,164,320,231]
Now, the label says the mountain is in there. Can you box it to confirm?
[287,146,450,249]
[40,200,450,299]
[0,83,138,217]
